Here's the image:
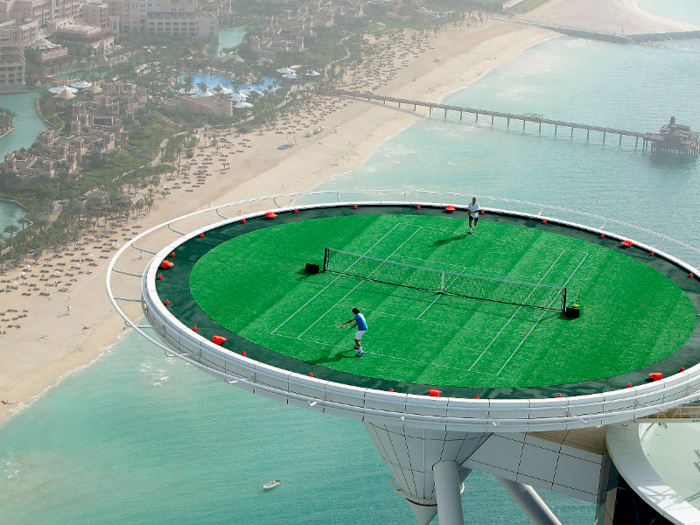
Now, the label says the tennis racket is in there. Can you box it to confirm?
[334,322,346,328]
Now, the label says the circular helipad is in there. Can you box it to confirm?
[152,204,699,399]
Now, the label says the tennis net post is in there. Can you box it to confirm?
[323,248,567,313]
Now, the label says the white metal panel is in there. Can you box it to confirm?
[553,454,601,495]
[518,444,560,483]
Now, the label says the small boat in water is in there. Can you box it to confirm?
[263,480,281,490]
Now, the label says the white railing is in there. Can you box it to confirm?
[106,191,700,431]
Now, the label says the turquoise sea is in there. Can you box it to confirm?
[1,1,699,523]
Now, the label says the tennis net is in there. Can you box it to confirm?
[323,248,567,312]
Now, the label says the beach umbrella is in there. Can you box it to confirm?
[276,67,294,74]
[234,101,253,109]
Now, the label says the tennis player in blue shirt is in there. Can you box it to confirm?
[342,307,368,357]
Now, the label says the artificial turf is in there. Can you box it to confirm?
[188,214,696,389]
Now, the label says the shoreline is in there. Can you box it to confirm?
[624,0,700,31]
[0,0,690,426]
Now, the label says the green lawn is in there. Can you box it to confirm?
[189,214,696,389]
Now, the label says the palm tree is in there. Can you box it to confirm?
[183,75,195,95]
[18,217,30,230]
[196,81,208,94]
[3,223,19,240]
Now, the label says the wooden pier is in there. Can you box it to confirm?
[336,90,648,148]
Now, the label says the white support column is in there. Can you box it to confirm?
[433,461,465,525]
[497,478,562,525]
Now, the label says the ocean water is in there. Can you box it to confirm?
[636,0,700,28]
[0,333,591,525]
[2,3,700,524]
[319,36,700,260]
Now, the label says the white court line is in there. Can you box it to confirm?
[273,333,495,376]
[374,311,498,334]
[296,226,423,339]
[416,268,465,319]
[393,253,547,283]
[270,223,402,335]
[495,252,589,376]
[397,221,591,255]
[468,249,567,372]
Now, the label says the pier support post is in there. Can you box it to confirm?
[635,137,638,148]
[365,423,488,525]
[460,111,463,120]
[497,479,562,525]
[555,124,557,135]
[414,104,417,111]
[619,134,622,145]
[491,115,494,126]
[434,461,465,525]
[522,120,525,130]
[399,102,401,108]
[445,108,447,118]
[507,118,510,128]
[603,131,606,143]
[539,122,542,133]
[429,107,432,116]
[476,113,479,122]
[587,129,590,140]
[571,127,574,138]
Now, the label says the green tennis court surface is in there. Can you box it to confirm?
[188,213,696,389]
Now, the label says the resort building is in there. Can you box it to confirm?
[0,44,25,93]
[108,0,219,42]
[47,21,115,55]
[2,81,148,185]
[29,36,70,63]
[0,0,84,25]
[0,19,41,47]
[82,1,112,29]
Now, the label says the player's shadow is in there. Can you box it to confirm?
[432,234,468,246]
[311,349,357,365]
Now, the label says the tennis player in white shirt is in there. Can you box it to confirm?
[467,196,480,234]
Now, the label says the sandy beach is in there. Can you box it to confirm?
[0,0,689,423]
